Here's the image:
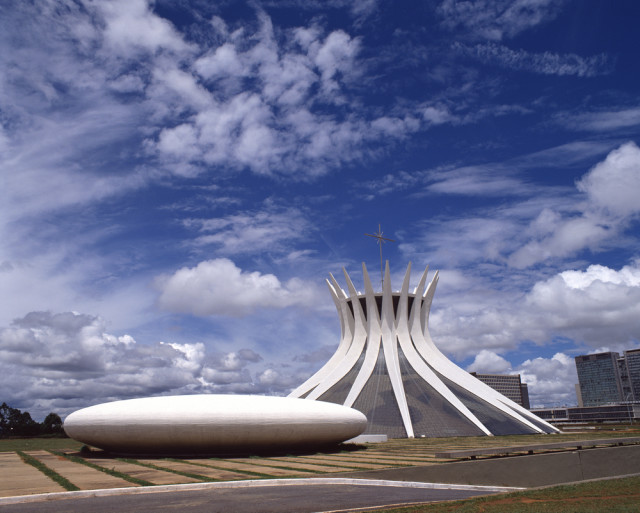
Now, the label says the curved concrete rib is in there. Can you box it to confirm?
[412,274,554,434]
[381,262,413,437]
[343,264,382,408]
[288,277,353,398]
[404,266,492,436]
[303,269,369,401]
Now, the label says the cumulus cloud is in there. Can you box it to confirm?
[466,349,512,373]
[509,142,640,268]
[410,142,640,270]
[516,353,577,407]
[156,258,320,317]
[256,368,299,393]
[464,350,578,406]
[525,262,640,347]
[0,0,426,245]
[438,259,639,352]
[95,0,194,57]
[576,142,640,218]
[0,311,276,419]
[145,11,401,177]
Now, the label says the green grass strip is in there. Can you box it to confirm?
[117,458,218,482]
[17,451,79,491]
[51,450,154,487]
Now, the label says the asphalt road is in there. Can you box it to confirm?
[0,482,502,513]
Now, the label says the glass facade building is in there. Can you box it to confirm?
[574,350,640,406]
[575,352,623,406]
[624,349,640,401]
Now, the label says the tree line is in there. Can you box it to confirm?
[0,403,65,437]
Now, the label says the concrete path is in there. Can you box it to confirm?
[185,458,314,477]
[24,451,135,490]
[91,459,201,485]
[0,453,65,498]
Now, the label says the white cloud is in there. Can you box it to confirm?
[410,142,639,270]
[0,312,196,416]
[144,11,418,177]
[0,310,278,419]
[463,349,578,407]
[455,42,612,77]
[516,353,577,407]
[425,165,530,196]
[438,0,565,41]
[525,261,640,347]
[509,142,640,268]
[466,350,512,373]
[508,214,613,269]
[156,258,320,317]
[313,30,361,97]
[185,207,310,255]
[195,43,244,80]
[430,259,640,363]
[256,367,298,392]
[96,0,193,57]
[422,105,456,125]
[576,141,640,217]
[560,107,640,132]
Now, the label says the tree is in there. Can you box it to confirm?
[42,413,64,435]
[0,402,41,437]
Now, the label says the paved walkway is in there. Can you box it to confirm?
[0,453,65,498]
[24,451,135,490]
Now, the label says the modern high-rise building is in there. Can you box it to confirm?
[624,349,640,401]
[290,262,558,438]
[469,373,530,408]
[618,354,633,402]
[575,352,623,406]
[575,349,640,406]
[520,383,530,409]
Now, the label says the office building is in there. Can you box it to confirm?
[575,349,640,406]
[575,352,623,406]
[468,373,530,408]
[624,349,640,401]
[532,404,640,425]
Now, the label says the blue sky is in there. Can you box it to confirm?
[2,0,640,420]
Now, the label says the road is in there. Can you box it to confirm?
[0,480,507,513]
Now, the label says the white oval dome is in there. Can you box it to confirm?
[63,395,367,454]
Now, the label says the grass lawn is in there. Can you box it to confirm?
[377,475,640,513]
[0,437,84,452]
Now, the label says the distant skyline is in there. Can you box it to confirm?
[1,0,640,420]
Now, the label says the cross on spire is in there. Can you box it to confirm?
[365,224,395,287]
